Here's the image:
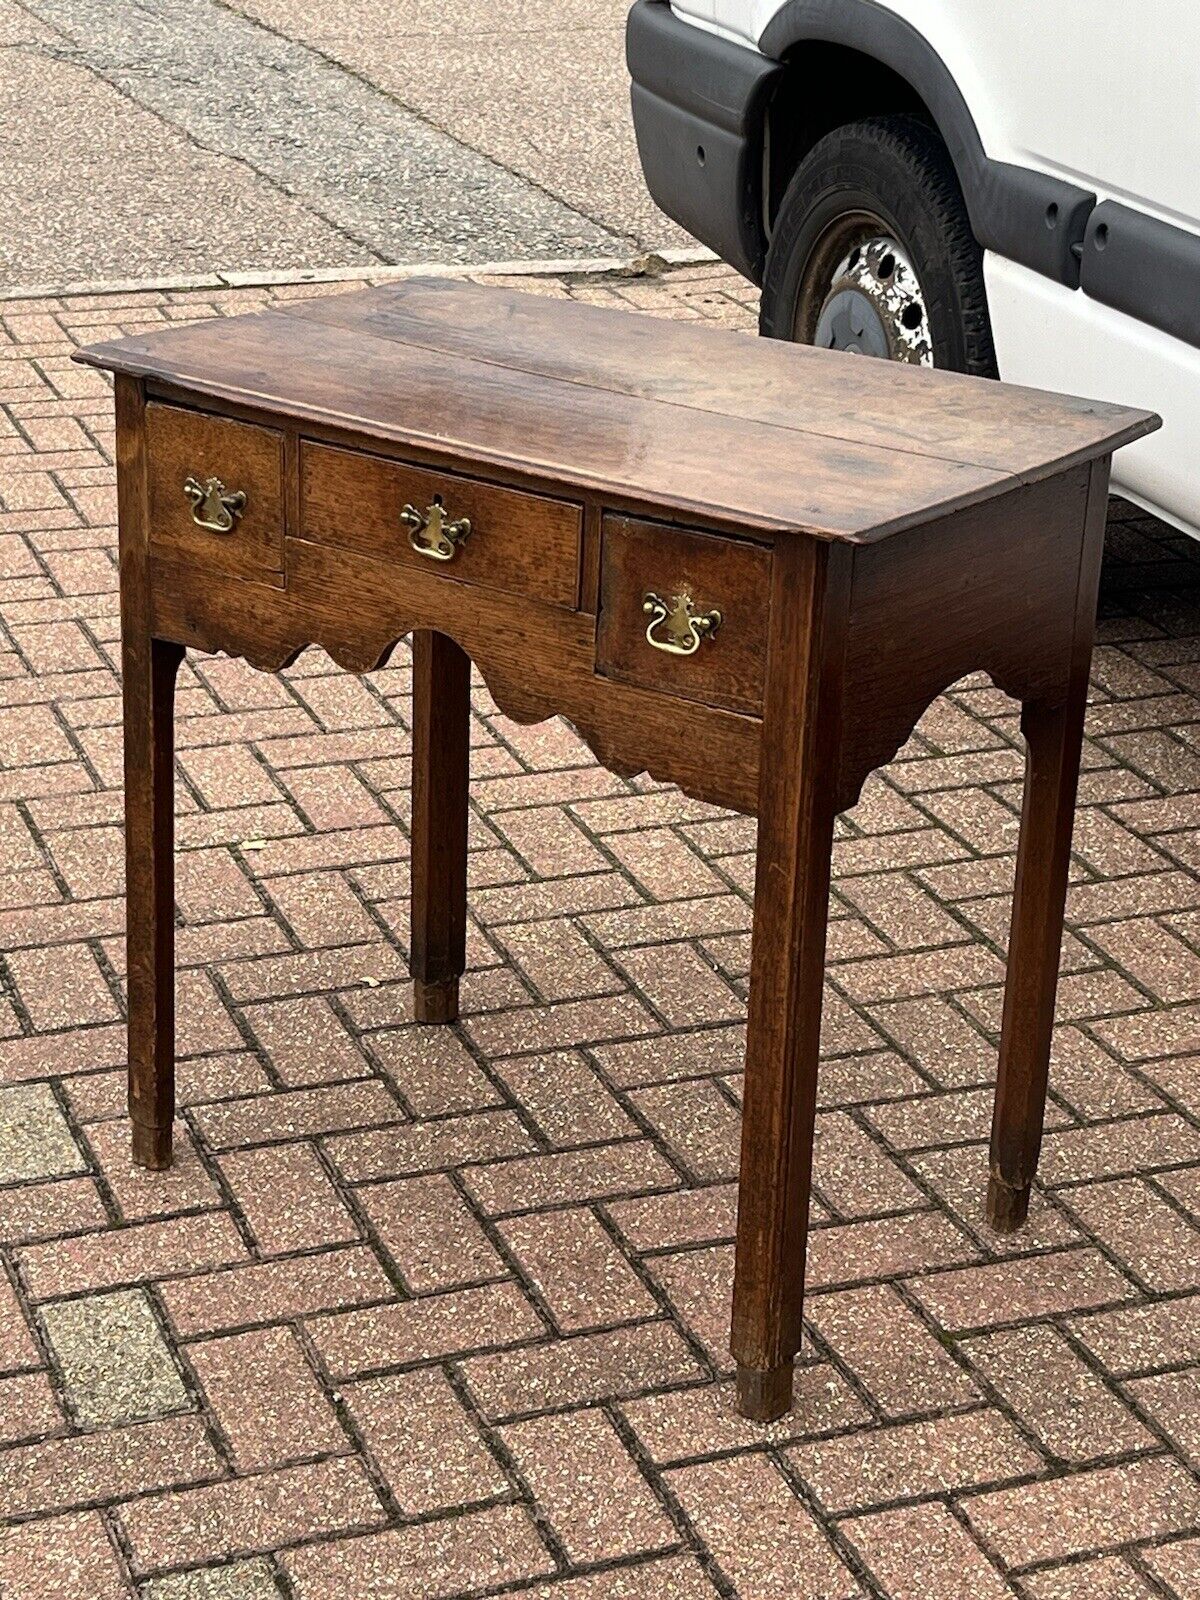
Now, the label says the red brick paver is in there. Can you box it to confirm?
[0,263,1198,1595]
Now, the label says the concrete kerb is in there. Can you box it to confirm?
[0,246,719,306]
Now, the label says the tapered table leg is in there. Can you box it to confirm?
[989,690,1087,1230]
[731,541,850,1421]
[410,629,471,1023]
[989,463,1107,1232]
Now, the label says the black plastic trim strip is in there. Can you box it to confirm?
[1080,201,1200,351]
[759,0,1093,287]
[627,0,781,136]
[627,0,782,280]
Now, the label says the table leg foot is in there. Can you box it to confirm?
[414,975,460,1024]
[736,1362,793,1422]
[987,1172,1030,1233]
[132,1120,173,1170]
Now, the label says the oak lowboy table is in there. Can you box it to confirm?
[79,279,1157,1422]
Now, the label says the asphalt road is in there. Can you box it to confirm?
[2,0,689,290]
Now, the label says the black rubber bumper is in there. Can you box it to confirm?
[1080,201,1200,351]
[627,0,781,281]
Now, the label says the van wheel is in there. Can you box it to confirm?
[760,115,997,377]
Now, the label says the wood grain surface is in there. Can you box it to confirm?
[596,514,771,716]
[300,440,582,609]
[146,403,285,584]
[77,279,1157,544]
[91,280,1149,1423]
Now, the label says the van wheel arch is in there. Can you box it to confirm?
[763,44,943,234]
[758,4,1092,287]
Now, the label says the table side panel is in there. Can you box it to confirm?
[835,464,1094,812]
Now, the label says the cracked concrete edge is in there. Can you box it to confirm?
[0,245,720,306]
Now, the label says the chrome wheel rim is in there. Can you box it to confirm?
[795,214,933,367]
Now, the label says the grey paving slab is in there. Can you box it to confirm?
[315,25,686,250]
[40,1288,191,1426]
[0,43,371,289]
[230,0,632,37]
[0,1082,86,1182]
[228,0,691,250]
[15,0,628,286]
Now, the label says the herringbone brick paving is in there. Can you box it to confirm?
[0,262,1198,1597]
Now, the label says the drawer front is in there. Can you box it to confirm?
[300,443,582,609]
[145,404,284,581]
[596,515,770,716]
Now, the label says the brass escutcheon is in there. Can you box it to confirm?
[182,475,246,534]
[642,590,722,656]
[401,497,471,561]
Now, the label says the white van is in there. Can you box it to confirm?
[628,0,1200,538]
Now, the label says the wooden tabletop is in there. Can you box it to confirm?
[76,277,1158,543]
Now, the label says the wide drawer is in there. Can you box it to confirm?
[145,404,284,582]
[595,514,770,716]
[300,442,582,609]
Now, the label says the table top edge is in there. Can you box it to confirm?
[74,298,1160,546]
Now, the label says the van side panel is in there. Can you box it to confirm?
[986,255,1200,540]
[873,0,1200,232]
[725,0,1200,233]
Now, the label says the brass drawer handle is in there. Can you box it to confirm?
[642,590,722,656]
[401,497,471,562]
[182,475,246,534]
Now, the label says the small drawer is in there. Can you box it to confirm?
[596,515,770,716]
[145,404,284,581]
[300,443,582,609]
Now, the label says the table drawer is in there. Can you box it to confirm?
[145,404,284,581]
[300,442,582,609]
[596,515,770,717]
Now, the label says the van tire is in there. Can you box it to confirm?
[759,114,998,377]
